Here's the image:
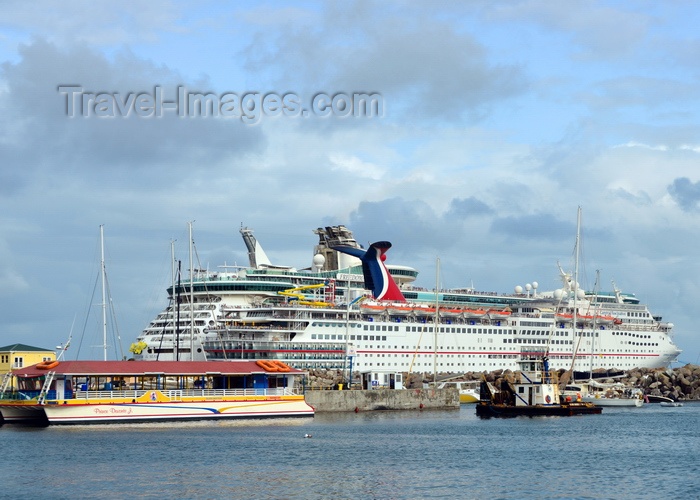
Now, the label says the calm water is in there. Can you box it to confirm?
[1,404,698,500]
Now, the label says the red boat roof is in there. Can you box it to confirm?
[12,360,304,378]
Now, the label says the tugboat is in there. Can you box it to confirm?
[476,348,603,418]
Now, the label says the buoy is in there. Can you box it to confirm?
[419,403,424,409]
[354,407,359,413]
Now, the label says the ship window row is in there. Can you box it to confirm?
[399,326,574,337]
[308,334,390,342]
[574,331,600,337]
[503,338,568,345]
[351,335,388,341]
[612,332,652,338]
[312,322,362,328]
[519,321,550,327]
[310,334,348,340]
[363,325,400,332]
[626,311,650,317]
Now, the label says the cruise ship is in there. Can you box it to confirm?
[130,225,681,374]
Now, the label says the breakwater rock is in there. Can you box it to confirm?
[624,364,700,401]
[304,369,346,390]
[401,364,700,401]
[305,365,700,401]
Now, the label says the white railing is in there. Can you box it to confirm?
[72,387,294,400]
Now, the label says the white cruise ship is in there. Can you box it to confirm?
[130,225,681,374]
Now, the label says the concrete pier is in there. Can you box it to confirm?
[304,387,460,412]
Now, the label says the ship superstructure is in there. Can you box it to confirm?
[131,226,681,373]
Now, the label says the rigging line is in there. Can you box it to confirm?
[546,294,566,349]
[407,319,428,378]
[103,272,124,360]
[154,243,178,360]
[155,296,174,359]
[191,237,216,360]
[74,267,102,360]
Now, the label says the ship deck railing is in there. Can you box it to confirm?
[72,387,295,400]
[2,387,298,402]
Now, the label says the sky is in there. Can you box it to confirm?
[1,1,698,364]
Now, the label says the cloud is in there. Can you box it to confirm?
[0,39,265,194]
[445,197,493,218]
[240,2,528,123]
[490,1,651,61]
[491,213,574,241]
[330,154,385,180]
[668,177,700,212]
[348,197,439,247]
[0,0,184,46]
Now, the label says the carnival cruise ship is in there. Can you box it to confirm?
[130,225,681,373]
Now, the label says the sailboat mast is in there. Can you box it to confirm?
[175,260,182,361]
[189,221,195,361]
[589,269,600,379]
[433,257,440,386]
[572,207,581,371]
[100,224,107,361]
[171,239,176,356]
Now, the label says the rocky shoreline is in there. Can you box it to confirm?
[306,364,700,401]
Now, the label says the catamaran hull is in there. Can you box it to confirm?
[0,405,48,424]
[1,398,314,425]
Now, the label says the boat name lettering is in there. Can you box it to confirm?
[94,407,133,415]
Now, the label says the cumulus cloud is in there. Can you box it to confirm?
[330,154,385,180]
[668,177,700,211]
[0,39,264,193]
[445,197,493,218]
[491,213,574,241]
[240,3,527,123]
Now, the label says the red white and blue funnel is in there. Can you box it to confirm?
[331,241,406,302]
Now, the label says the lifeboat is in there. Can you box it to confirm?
[595,315,616,325]
[387,305,413,316]
[36,360,59,370]
[256,360,292,372]
[487,309,511,318]
[360,303,386,315]
[439,308,464,318]
[463,309,486,319]
[412,306,436,317]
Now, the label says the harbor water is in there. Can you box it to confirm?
[1,404,698,499]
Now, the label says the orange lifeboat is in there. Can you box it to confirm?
[256,360,292,372]
[487,309,511,317]
[413,306,436,316]
[271,360,291,372]
[36,360,59,370]
[360,303,386,314]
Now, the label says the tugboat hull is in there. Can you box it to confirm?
[476,401,603,418]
